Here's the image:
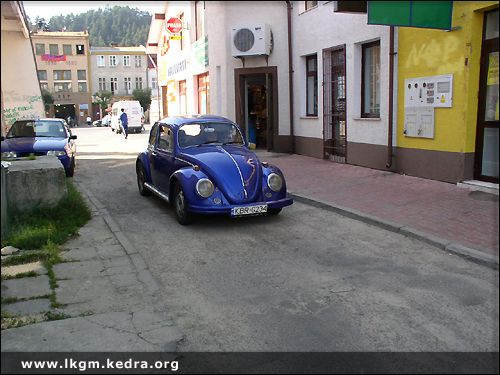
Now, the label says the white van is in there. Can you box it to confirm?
[110,101,144,134]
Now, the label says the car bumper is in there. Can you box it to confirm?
[188,196,293,215]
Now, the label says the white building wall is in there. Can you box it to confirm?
[292,2,391,146]
[206,1,290,135]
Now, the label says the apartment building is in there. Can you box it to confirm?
[31,30,91,125]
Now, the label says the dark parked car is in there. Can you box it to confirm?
[136,115,293,224]
[1,118,77,177]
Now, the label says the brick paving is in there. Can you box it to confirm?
[258,152,499,257]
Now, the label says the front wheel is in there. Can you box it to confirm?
[136,163,151,196]
[174,184,192,225]
[66,157,75,177]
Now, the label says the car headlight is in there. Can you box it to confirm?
[267,173,283,192]
[47,150,66,157]
[1,151,17,158]
[196,178,214,198]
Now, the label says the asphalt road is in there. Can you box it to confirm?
[72,125,499,352]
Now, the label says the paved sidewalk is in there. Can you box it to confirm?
[257,151,499,266]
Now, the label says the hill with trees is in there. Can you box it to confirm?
[32,6,151,47]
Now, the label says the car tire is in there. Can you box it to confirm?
[268,208,282,216]
[66,157,75,178]
[136,163,151,196]
[174,184,192,225]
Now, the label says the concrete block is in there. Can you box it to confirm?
[2,275,51,299]
[6,156,67,213]
[3,298,51,316]
[1,261,47,277]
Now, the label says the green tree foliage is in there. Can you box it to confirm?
[92,91,113,117]
[41,89,54,112]
[42,6,151,46]
[132,88,152,112]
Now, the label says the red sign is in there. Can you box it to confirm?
[41,54,66,62]
[166,17,182,34]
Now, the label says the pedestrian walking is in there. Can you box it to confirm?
[119,108,129,139]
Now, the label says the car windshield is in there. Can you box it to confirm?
[178,122,244,148]
[6,120,67,138]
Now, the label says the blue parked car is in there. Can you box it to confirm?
[136,115,293,224]
[1,118,77,177]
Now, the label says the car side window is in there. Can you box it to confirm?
[157,125,173,152]
[149,123,158,148]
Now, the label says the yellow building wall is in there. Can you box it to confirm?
[397,1,497,154]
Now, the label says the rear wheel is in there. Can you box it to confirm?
[174,184,192,225]
[136,163,151,196]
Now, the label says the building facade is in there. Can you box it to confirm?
[1,1,44,136]
[31,31,92,125]
[396,1,498,183]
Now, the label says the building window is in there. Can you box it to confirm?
[110,78,118,94]
[124,77,132,94]
[151,77,157,90]
[305,1,318,10]
[135,77,143,90]
[78,82,88,93]
[49,44,59,55]
[98,78,106,91]
[135,55,142,67]
[306,54,318,116]
[361,40,380,118]
[195,1,205,41]
[53,70,71,81]
[35,43,45,55]
[77,70,86,80]
[38,70,47,81]
[179,80,187,115]
[40,82,49,91]
[197,73,209,114]
[109,55,117,67]
[76,44,85,55]
[97,55,105,67]
[123,55,130,67]
[54,82,72,92]
[63,44,72,55]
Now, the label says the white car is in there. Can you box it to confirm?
[110,101,145,134]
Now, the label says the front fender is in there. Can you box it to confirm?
[261,164,288,200]
[136,151,152,183]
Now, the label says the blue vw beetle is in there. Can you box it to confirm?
[136,115,293,224]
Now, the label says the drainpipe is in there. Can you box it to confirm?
[386,25,395,169]
[286,1,295,154]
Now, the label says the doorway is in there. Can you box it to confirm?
[323,45,347,163]
[475,9,499,183]
[235,67,277,151]
[54,104,76,124]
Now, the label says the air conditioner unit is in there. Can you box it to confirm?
[231,24,272,57]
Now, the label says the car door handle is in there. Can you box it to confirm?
[151,151,157,156]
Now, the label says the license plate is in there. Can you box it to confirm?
[231,204,268,217]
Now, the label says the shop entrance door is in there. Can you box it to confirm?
[475,9,499,183]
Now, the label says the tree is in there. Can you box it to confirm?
[132,88,152,112]
[41,89,54,114]
[92,91,112,119]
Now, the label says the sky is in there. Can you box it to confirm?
[23,1,165,21]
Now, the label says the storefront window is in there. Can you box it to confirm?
[179,80,187,115]
[197,73,209,114]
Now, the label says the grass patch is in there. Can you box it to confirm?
[2,181,91,250]
[1,271,38,280]
[44,311,71,321]
[1,294,51,306]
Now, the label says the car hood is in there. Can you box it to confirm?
[180,145,263,204]
[1,137,67,153]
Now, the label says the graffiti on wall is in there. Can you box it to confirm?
[2,91,44,130]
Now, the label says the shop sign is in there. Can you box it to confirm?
[191,36,208,73]
[166,17,182,34]
[41,54,66,62]
[167,58,187,78]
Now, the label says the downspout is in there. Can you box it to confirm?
[286,1,295,154]
[386,25,395,168]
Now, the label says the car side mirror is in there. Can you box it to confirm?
[69,135,77,140]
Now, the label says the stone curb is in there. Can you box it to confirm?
[290,193,499,269]
[74,182,161,294]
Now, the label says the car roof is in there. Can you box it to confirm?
[158,115,236,129]
[14,118,65,122]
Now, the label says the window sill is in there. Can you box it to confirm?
[353,117,381,121]
[300,116,319,119]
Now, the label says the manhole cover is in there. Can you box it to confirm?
[468,191,499,202]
